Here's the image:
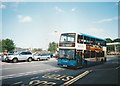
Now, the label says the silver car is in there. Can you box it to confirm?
[5,51,33,63]
[33,53,50,61]
[1,54,7,62]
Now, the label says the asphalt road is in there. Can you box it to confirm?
[0,56,120,86]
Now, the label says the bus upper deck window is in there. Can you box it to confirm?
[78,35,83,44]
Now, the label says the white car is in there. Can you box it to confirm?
[1,54,7,62]
[33,53,50,61]
[5,51,33,63]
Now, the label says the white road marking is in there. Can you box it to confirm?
[1,61,43,65]
[116,66,120,69]
[112,62,119,64]
[0,64,42,70]
[13,81,23,85]
[61,70,92,86]
[1,58,57,70]
[54,70,59,72]
[31,76,39,80]
[1,67,62,80]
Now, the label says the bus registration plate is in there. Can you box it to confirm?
[63,65,67,67]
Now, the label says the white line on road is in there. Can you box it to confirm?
[61,70,92,86]
[13,81,23,85]
[31,76,39,80]
[1,67,62,80]
[116,66,120,69]
[0,64,43,70]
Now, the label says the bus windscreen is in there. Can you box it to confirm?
[59,49,75,59]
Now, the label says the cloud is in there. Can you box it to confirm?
[71,8,76,12]
[55,6,64,13]
[93,16,117,23]
[0,4,6,9]
[55,6,77,13]
[17,15,32,23]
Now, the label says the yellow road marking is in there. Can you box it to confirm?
[61,70,92,86]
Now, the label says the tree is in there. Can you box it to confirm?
[2,39,15,52]
[0,40,2,52]
[112,38,120,42]
[32,48,42,53]
[48,42,58,53]
[116,45,120,49]
[105,38,112,43]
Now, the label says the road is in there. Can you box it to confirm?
[0,56,120,86]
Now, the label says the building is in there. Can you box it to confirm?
[107,42,120,55]
[14,47,30,53]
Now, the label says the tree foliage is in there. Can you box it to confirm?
[0,40,2,52]
[48,42,58,53]
[1,39,15,52]
[105,38,112,43]
[32,48,42,53]
[105,38,120,43]
[116,45,120,49]
[112,38,120,42]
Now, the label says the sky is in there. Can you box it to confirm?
[0,0,119,50]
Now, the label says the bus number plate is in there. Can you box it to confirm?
[63,65,67,67]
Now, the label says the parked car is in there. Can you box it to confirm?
[8,53,14,55]
[1,53,15,62]
[33,53,51,61]
[47,53,53,58]
[1,54,7,62]
[5,51,33,63]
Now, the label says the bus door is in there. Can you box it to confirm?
[76,50,82,67]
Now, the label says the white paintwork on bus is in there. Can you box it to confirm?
[59,47,76,49]
[75,44,86,50]
[59,44,86,50]
[103,46,107,57]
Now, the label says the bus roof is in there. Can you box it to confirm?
[80,33,105,41]
[61,32,105,41]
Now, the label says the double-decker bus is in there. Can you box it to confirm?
[58,32,106,68]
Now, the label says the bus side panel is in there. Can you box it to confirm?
[58,58,77,67]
